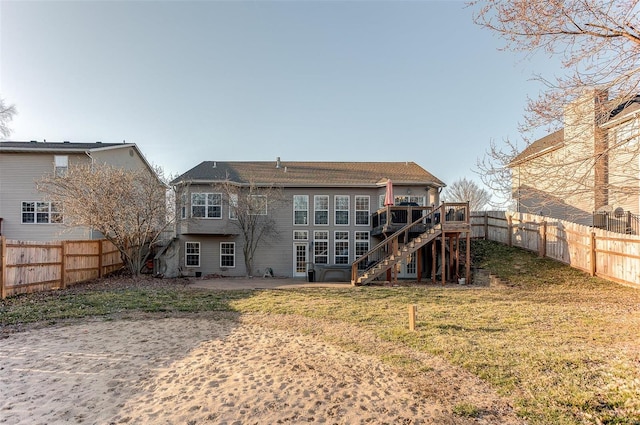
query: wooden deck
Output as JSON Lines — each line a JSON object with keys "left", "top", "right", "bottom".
{"left": 354, "top": 203, "right": 472, "bottom": 286}
{"left": 371, "top": 203, "right": 470, "bottom": 236}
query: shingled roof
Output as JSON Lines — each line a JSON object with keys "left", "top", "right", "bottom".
{"left": 172, "top": 161, "right": 445, "bottom": 188}
{"left": 0, "top": 141, "right": 130, "bottom": 152}
{"left": 509, "top": 129, "right": 565, "bottom": 166}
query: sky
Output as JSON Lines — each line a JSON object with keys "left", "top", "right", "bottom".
{"left": 0, "top": 0, "right": 562, "bottom": 187}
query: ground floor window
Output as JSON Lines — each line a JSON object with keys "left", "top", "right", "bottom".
{"left": 220, "top": 242, "right": 235, "bottom": 268}
{"left": 314, "top": 231, "right": 328, "bottom": 264}
{"left": 334, "top": 231, "right": 349, "bottom": 264}
{"left": 355, "top": 231, "right": 370, "bottom": 269}
{"left": 185, "top": 242, "right": 200, "bottom": 267}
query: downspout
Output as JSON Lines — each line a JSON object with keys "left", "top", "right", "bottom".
{"left": 85, "top": 150, "right": 94, "bottom": 170}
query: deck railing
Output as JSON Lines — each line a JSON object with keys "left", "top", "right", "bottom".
{"left": 593, "top": 210, "right": 640, "bottom": 235}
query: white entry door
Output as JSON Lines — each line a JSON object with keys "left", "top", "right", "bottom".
{"left": 293, "top": 242, "right": 308, "bottom": 278}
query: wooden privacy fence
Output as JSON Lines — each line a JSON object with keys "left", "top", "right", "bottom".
{"left": 471, "top": 211, "right": 640, "bottom": 287}
{"left": 0, "top": 237, "right": 123, "bottom": 299}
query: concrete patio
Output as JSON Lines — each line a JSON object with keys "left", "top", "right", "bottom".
{"left": 187, "top": 276, "right": 353, "bottom": 290}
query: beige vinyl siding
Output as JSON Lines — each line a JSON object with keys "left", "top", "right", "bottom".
{"left": 89, "top": 146, "right": 149, "bottom": 171}
{"left": 607, "top": 120, "right": 640, "bottom": 214}
{"left": 513, "top": 138, "right": 596, "bottom": 222}
{"left": 0, "top": 152, "right": 92, "bottom": 240}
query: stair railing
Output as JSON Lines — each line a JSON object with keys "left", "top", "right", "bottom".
{"left": 351, "top": 205, "right": 443, "bottom": 284}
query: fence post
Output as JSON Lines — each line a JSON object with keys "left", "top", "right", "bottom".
{"left": 98, "top": 240, "right": 103, "bottom": 278}
{"left": 589, "top": 232, "right": 597, "bottom": 276}
{"left": 507, "top": 215, "right": 513, "bottom": 247}
{"left": 484, "top": 212, "right": 489, "bottom": 240}
{"left": 60, "top": 241, "right": 67, "bottom": 289}
{"left": 1, "top": 236, "right": 6, "bottom": 299}
{"left": 539, "top": 221, "right": 547, "bottom": 258}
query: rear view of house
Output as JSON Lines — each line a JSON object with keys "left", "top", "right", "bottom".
{"left": 171, "top": 160, "right": 447, "bottom": 280}
{"left": 0, "top": 141, "right": 158, "bottom": 241}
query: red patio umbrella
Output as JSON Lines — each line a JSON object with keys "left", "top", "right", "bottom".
{"left": 384, "top": 179, "right": 394, "bottom": 206}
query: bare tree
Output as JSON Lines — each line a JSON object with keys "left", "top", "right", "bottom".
{"left": 37, "top": 163, "right": 169, "bottom": 276}
{"left": 0, "top": 97, "right": 17, "bottom": 138}
{"left": 442, "top": 177, "right": 492, "bottom": 211}
{"left": 216, "top": 180, "right": 287, "bottom": 277}
{"left": 471, "top": 1, "right": 640, "bottom": 215}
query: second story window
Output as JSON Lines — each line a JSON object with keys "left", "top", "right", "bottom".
{"left": 54, "top": 155, "right": 68, "bottom": 177}
{"left": 53, "top": 155, "right": 69, "bottom": 177}
{"left": 335, "top": 195, "right": 349, "bottom": 225}
{"left": 229, "top": 194, "right": 238, "bottom": 220}
{"left": 314, "top": 195, "right": 329, "bottom": 225}
{"left": 249, "top": 195, "right": 267, "bottom": 215}
{"left": 355, "top": 195, "right": 370, "bottom": 226}
{"left": 180, "top": 193, "right": 187, "bottom": 219}
{"left": 293, "top": 195, "right": 308, "bottom": 225}
{"left": 191, "top": 193, "right": 221, "bottom": 218}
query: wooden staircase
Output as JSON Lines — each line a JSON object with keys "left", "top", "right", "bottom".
{"left": 351, "top": 208, "right": 442, "bottom": 286}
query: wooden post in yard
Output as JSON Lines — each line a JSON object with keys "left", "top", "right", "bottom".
{"left": 507, "top": 215, "right": 513, "bottom": 247}
{"left": 1, "top": 236, "right": 6, "bottom": 299}
{"left": 408, "top": 305, "right": 417, "bottom": 331}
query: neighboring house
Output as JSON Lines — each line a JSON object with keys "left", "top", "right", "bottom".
{"left": 0, "top": 140, "right": 159, "bottom": 241}
{"left": 510, "top": 89, "right": 640, "bottom": 226}
{"left": 170, "top": 160, "right": 446, "bottom": 279}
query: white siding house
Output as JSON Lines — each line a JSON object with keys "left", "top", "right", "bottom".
{"left": 0, "top": 141, "right": 158, "bottom": 241}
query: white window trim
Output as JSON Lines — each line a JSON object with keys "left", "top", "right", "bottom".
{"left": 293, "top": 195, "right": 309, "bottom": 226}
{"left": 314, "top": 195, "right": 329, "bottom": 226}
{"left": 334, "top": 231, "right": 349, "bottom": 265}
{"left": 21, "top": 201, "right": 63, "bottom": 224}
{"left": 355, "top": 231, "right": 370, "bottom": 270}
{"left": 293, "top": 230, "right": 309, "bottom": 240}
{"left": 191, "top": 192, "right": 222, "bottom": 219}
{"left": 220, "top": 242, "right": 236, "bottom": 268}
{"left": 54, "top": 155, "right": 68, "bottom": 177}
{"left": 229, "top": 193, "right": 238, "bottom": 220}
{"left": 313, "top": 230, "right": 329, "bottom": 264}
{"left": 355, "top": 231, "right": 370, "bottom": 255}
{"left": 334, "top": 195, "right": 350, "bottom": 226}
{"left": 355, "top": 195, "right": 370, "bottom": 226}
{"left": 185, "top": 242, "right": 201, "bottom": 268}
{"left": 180, "top": 193, "right": 187, "bottom": 220}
